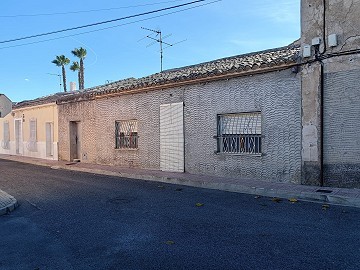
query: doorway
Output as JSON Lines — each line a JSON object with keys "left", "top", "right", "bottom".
{"left": 14, "top": 119, "right": 22, "bottom": 154}
{"left": 160, "top": 102, "right": 184, "bottom": 172}
{"left": 69, "top": 121, "right": 81, "bottom": 161}
{"left": 45, "top": 122, "right": 54, "bottom": 157}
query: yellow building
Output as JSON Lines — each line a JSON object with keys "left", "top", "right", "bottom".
{"left": 0, "top": 95, "right": 60, "bottom": 160}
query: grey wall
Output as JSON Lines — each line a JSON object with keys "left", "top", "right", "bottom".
{"left": 58, "top": 68, "right": 302, "bottom": 183}
{"left": 324, "top": 68, "right": 360, "bottom": 187}
{"left": 0, "top": 95, "right": 12, "bottom": 118}
{"left": 183, "top": 70, "right": 301, "bottom": 183}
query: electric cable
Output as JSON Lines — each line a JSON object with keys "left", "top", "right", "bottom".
{"left": 0, "top": 0, "right": 206, "bottom": 44}
{"left": 0, "top": 0, "right": 186, "bottom": 18}
{"left": 0, "top": 0, "right": 221, "bottom": 50}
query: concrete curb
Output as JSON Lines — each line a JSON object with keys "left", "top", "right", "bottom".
{"left": 2, "top": 155, "right": 359, "bottom": 209}
{"left": 51, "top": 165, "right": 360, "bottom": 208}
{"left": 0, "top": 189, "right": 18, "bottom": 216}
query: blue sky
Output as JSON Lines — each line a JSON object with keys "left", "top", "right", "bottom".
{"left": 0, "top": 0, "right": 300, "bottom": 102}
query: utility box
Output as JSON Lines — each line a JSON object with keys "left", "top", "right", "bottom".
{"left": 311, "top": 37, "right": 321, "bottom": 46}
{"left": 303, "top": 45, "right": 311, "bottom": 57}
{"left": 328, "top": 34, "right": 338, "bottom": 47}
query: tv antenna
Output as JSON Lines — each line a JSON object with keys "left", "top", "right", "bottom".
{"left": 140, "top": 27, "right": 186, "bottom": 72}
{"left": 47, "top": 73, "right": 62, "bottom": 91}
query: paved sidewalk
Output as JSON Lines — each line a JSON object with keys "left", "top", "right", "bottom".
{"left": 1, "top": 154, "right": 360, "bottom": 208}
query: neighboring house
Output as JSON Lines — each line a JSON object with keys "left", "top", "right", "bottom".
{"left": 0, "top": 94, "right": 12, "bottom": 119}
{"left": 0, "top": 93, "right": 68, "bottom": 160}
{"left": 57, "top": 45, "right": 302, "bottom": 183}
{"left": 300, "top": 0, "right": 360, "bottom": 187}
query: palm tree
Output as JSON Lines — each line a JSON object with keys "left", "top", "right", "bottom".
{"left": 71, "top": 47, "right": 87, "bottom": 89}
{"left": 70, "top": 61, "right": 80, "bottom": 90}
{"left": 52, "top": 55, "right": 70, "bottom": 92}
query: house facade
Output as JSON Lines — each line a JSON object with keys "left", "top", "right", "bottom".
{"left": 1, "top": 1, "right": 358, "bottom": 187}
{"left": 57, "top": 46, "right": 303, "bottom": 183}
{"left": 300, "top": 0, "right": 360, "bottom": 187}
{"left": 0, "top": 96, "right": 60, "bottom": 160}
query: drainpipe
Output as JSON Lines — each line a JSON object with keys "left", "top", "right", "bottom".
{"left": 317, "top": 0, "right": 327, "bottom": 187}
{"left": 319, "top": 59, "right": 324, "bottom": 187}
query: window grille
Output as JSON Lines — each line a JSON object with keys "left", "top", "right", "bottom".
{"left": 115, "top": 120, "right": 138, "bottom": 149}
{"left": 1, "top": 122, "right": 10, "bottom": 149}
{"left": 27, "top": 118, "right": 37, "bottom": 152}
{"left": 217, "top": 112, "right": 261, "bottom": 155}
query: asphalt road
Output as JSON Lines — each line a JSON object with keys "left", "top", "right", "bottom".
{"left": 0, "top": 159, "right": 359, "bottom": 270}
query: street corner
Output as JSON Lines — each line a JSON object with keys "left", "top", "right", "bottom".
{"left": 0, "top": 189, "right": 18, "bottom": 216}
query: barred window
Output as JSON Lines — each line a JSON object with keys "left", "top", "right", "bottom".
{"left": 27, "top": 118, "right": 37, "bottom": 152}
{"left": 115, "top": 120, "right": 138, "bottom": 149}
{"left": 1, "top": 122, "right": 10, "bottom": 149}
{"left": 217, "top": 112, "right": 261, "bottom": 155}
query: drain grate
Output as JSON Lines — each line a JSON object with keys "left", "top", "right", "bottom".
{"left": 316, "top": 189, "right": 332, "bottom": 193}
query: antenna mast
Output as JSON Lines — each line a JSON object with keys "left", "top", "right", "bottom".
{"left": 141, "top": 27, "right": 175, "bottom": 72}
{"left": 47, "top": 73, "right": 62, "bottom": 91}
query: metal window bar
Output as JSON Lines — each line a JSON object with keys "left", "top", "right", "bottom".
{"left": 115, "top": 120, "right": 138, "bottom": 149}
{"left": 217, "top": 113, "right": 261, "bottom": 154}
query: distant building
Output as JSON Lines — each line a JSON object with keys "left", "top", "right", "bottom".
{"left": 0, "top": 94, "right": 12, "bottom": 118}
{"left": 0, "top": 93, "right": 72, "bottom": 160}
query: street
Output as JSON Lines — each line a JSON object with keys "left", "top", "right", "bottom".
{"left": 0, "top": 159, "right": 359, "bottom": 270}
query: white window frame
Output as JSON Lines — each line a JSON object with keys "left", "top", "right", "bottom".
{"left": 217, "top": 112, "right": 262, "bottom": 155}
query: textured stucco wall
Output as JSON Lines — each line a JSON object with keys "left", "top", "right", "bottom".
{"left": 58, "top": 100, "right": 96, "bottom": 162}
{"left": 58, "top": 69, "right": 302, "bottom": 183}
{"left": 301, "top": 0, "right": 360, "bottom": 187}
{"left": 301, "top": 0, "right": 360, "bottom": 53}
{"left": 183, "top": 70, "right": 301, "bottom": 183}
{"left": 323, "top": 59, "right": 360, "bottom": 187}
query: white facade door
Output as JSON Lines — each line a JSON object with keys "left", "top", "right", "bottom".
{"left": 14, "top": 119, "right": 22, "bottom": 154}
{"left": 45, "top": 122, "right": 54, "bottom": 157}
{"left": 160, "top": 102, "right": 184, "bottom": 172}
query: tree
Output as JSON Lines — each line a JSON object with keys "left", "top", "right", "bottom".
{"left": 71, "top": 47, "right": 87, "bottom": 90}
{"left": 70, "top": 61, "right": 80, "bottom": 90}
{"left": 52, "top": 55, "right": 70, "bottom": 92}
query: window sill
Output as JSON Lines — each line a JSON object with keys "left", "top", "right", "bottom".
{"left": 115, "top": 148, "right": 139, "bottom": 151}
{"left": 215, "top": 152, "right": 262, "bottom": 157}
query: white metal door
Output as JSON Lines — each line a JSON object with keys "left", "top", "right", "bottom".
{"left": 46, "top": 122, "right": 54, "bottom": 157}
{"left": 14, "top": 119, "right": 22, "bottom": 154}
{"left": 160, "top": 102, "right": 184, "bottom": 172}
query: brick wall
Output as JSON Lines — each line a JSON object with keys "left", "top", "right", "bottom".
{"left": 58, "top": 68, "right": 302, "bottom": 183}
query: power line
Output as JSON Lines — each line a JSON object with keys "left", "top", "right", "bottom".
{"left": 0, "top": 0, "right": 221, "bottom": 50}
{"left": 0, "top": 0, "right": 206, "bottom": 44}
{"left": 0, "top": 0, "right": 186, "bottom": 18}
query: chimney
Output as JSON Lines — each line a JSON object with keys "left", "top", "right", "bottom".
{"left": 70, "top": 82, "right": 77, "bottom": 91}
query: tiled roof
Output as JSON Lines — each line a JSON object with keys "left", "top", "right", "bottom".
{"left": 14, "top": 44, "right": 300, "bottom": 107}
{"left": 69, "top": 45, "right": 300, "bottom": 101}
{"left": 12, "top": 92, "right": 73, "bottom": 109}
